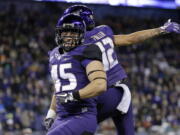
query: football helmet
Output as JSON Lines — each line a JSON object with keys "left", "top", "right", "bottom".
{"left": 63, "top": 5, "right": 95, "bottom": 31}
{"left": 55, "top": 14, "right": 86, "bottom": 52}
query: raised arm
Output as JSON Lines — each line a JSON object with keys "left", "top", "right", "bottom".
{"left": 114, "top": 19, "right": 180, "bottom": 46}
{"left": 114, "top": 28, "right": 162, "bottom": 46}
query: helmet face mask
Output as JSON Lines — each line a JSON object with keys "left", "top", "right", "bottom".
{"left": 56, "top": 29, "right": 82, "bottom": 52}
{"left": 63, "top": 5, "right": 95, "bottom": 31}
{"left": 55, "top": 14, "right": 86, "bottom": 52}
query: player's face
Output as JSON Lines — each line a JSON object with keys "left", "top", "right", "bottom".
{"left": 61, "top": 31, "right": 79, "bottom": 48}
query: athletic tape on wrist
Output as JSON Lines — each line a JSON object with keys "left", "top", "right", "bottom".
{"left": 46, "top": 109, "right": 56, "bottom": 119}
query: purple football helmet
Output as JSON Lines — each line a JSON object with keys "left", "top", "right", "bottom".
{"left": 63, "top": 5, "right": 95, "bottom": 31}
{"left": 55, "top": 14, "right": 86, "bottom": 52}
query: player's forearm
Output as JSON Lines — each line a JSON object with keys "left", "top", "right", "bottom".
{"left": 50, "top": 94, "right": 56, "bottom": 111}
{"left": 78, "top": 79, "right": 107, "bottom": 99}
{"left": 114, "top": 28, "right": 163, "bottom": 46}
{"left": 46, "top": 94, "right": 56, "bottom": 119}
{"left": 127, "top": 28, "right": 163, "bottom": 44}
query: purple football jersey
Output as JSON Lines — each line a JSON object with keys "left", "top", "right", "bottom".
{"left": 48, "top": 44, "right": 102, "bottom": 117}
{"left": 84, "top": 25, "right": 127, "bottom": 87}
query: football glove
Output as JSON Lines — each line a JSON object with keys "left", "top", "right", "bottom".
{"left": 57, "top": 92, "right": 78, "bottom": 104}
{"left": 44, "top": 118, "right": 54, "bottom": 131}
{"left": 160, "top": 19, "right": 180, "bottom": 34}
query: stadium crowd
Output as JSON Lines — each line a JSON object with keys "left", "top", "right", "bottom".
{"left": 0, "top": 2, "right": 179, "bottom": 135}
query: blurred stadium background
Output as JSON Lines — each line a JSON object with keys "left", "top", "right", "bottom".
{"left": 0, "top": 0, "right": 180, "bottom": 135}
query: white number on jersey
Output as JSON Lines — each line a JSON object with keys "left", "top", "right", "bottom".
{"left": 96, "top": 37, "right": 118, "bottom": 71}
{"left": 51, "top": 63, "right": 77, "bottom": 93}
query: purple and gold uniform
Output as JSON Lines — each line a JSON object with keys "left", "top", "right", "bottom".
{"left": 47, "top": 44, "right": 102, "bottom": 135}
{"left": 84, "top": 25, "right": 134, "bottom": 135}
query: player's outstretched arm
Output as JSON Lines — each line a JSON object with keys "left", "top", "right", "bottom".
{"left": 114, "top": 28, "right": 162, "bottom": 46}
{"left": 114, "top": 19, "right": 180, "bottom": 46}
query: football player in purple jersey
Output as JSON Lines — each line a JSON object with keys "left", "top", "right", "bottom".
{"left": 45, "top": 5, "right": 180, "bottom": 135}
{"left": 46, "top": 13, "right": 108, "bottom": 135}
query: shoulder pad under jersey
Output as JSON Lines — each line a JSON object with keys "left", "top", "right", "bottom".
{"left": 48, "top": 46, "right": 64, "bottom": 63}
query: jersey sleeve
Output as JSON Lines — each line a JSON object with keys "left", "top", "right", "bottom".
{"left": 81, "top": 45, "right": 102, "bottom": 68}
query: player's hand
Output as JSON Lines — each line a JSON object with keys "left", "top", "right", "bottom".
{"left": 160, "top": 19, "right": 180, "bottom": 34}
{"left": 44, "top": 118, "right": 54, "bottom": 131}
{"left": 57, "top": 92, "right": 78, "bottom": 104}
